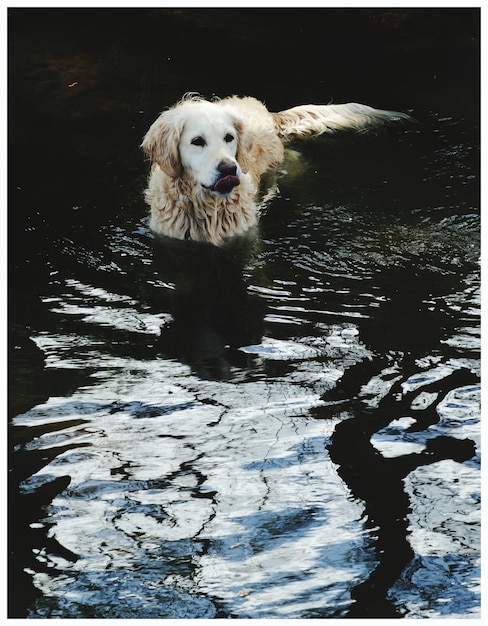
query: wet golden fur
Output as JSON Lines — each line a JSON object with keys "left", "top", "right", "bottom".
{"left": 142, "top": 94, "right": 410, "bottom": 245}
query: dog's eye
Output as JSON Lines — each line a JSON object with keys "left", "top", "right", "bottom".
{"left": 191, "top": 136, "right": 206, "bottom": 147}
{"left": 224, "top": 133, "right": 235, "bottom": 143}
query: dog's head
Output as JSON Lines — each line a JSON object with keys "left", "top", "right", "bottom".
{"left": 142, "top": 98, "right": 252, "bottom": 195}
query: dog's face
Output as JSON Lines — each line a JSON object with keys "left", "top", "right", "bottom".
{"left": 179, "top": 104, "right": 242, "bottom": 194}
{"left": 142, "top": 100, "right": 248, "bottom": 195}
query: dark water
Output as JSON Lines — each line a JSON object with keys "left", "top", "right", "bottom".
{"left": 8, "top": 8, "right": 480, "bottom": 619}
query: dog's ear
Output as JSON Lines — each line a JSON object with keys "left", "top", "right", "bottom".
{"left": 233, "top": 117, "right": 254, "bottom": 175}
{"left": 141, "top": 110, "right": 182, "bottom": 178}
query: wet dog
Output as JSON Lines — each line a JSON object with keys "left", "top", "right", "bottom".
{"left": 142, "top": 94, "right": 411, "bottom": 245}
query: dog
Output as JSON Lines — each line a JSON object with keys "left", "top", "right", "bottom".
{"left": 142, "top": 94, "right": 411, "bottom": 245}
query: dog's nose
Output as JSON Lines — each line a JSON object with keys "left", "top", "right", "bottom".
{"left": 218, "top": 161, "right": 237, "bottom": 177}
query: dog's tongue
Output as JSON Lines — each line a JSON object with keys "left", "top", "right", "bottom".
{"left": 213, "top": 175, "right": 240, "bottom": 194}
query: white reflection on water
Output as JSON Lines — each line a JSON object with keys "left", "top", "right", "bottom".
{"left": 15, "top": 335, "right": 371, "bottom": 618}
{"left": 12, "top": 274, "right": 381, "bottom": 617}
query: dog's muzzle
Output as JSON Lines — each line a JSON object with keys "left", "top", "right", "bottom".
{"left": 206, "top": 160, "right": 240, "bottom": 195}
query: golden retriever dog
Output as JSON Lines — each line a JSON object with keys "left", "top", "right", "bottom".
{"left": 142, "top": 94, "right": 411, "bottom": 245}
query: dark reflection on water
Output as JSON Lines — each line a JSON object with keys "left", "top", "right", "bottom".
{"left": 153, "top": 234, "right": 266, "bottom": 380}
{"left": 8, "top": 7, "right": 480, "bottom": 620}
{"left": 325, "top": 364, "right": 477, "bottom": 617}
